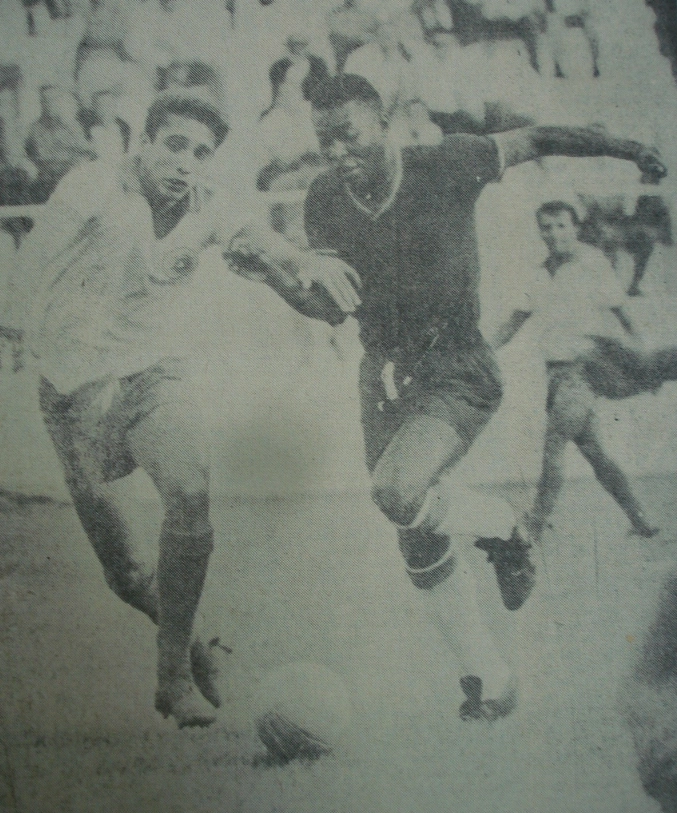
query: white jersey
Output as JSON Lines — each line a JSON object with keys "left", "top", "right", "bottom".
{"left": 522, "top": 244, "right": 626, "bottom": 361}
{"left": 17, "top": 157, "right": 250, "bottom": 393}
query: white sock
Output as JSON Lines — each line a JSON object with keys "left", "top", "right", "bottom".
{"left": 430, "top": 473, "right": 515, "bottom": 539}
{"left": 414, "top": 548, "right": 512, "bottom": 699}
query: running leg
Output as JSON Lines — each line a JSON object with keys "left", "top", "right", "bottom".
{"left": 527, "top": 420, "right": 569, "bottom": 544}
{"left": 39, "top": 379, "right": 159, "bottom": 621}
{"left": 575, "top": 414, "right": 658, "bottom": 537}
{"left": 129, "top": 403, "right": 217, "bottom": 728}
{"left": 371, "top": 414, "right": 524, "bottom": 716}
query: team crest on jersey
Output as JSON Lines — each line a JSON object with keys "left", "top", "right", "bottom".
{"left": 151, "top": 248, "right": 198, "bottom": 284}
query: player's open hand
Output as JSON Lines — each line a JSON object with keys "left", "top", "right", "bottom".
{"left": 0, "top": 326, "right": 25, "bottom": 373}
{"left": 636, "top": 147, "right": 667, "bottom": 184}
{"left": 299, "top": 254, "right": 362, "bottom": 314}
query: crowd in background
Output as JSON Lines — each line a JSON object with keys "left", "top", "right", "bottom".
{"left": 1, "top": 0, "right": 677, "bottom": 348}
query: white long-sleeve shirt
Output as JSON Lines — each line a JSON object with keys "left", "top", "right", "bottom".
{"left": 522, "top": 244, "right": 626, "bottom": 361}
{"left": 15, "top": 157, "right": 253, "bottom": 393}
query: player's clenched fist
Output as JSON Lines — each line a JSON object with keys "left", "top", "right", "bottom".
{"left": 635, "top": 146, "right": 667, "bottom": 183}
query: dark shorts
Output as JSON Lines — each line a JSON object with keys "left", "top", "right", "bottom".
{"left": 39, "top": 358, "right": 199, "bottom": 484}
{"left": 581, "top": 341, "right": 661, "bottom": 400}
{"left": 359, "top": 344, "right": 502, "bottom": 473}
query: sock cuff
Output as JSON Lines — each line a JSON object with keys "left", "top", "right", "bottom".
{"left": 406, "top": 545, "right": 456, "bottom": 590}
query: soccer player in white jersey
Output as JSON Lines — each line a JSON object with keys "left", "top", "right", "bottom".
{"left": 493, "top": 201, "right": 659, "bottom": 544}
{"left": 13, "top": 93, "right": 361, "bottom": 728}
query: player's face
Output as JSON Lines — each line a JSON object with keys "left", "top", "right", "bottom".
{"left": 312, "top": 100, "right": 388, "bottom": 191}
{"left": 538, "top": 211, "right": 580, "bottom": 257}
{"left": 139, "top": 113, "right": 217, "bottom": 202}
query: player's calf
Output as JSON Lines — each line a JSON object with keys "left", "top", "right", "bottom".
{"left": 155, "top": 519, "right": 215, "bottom": 726}
{"left": 103, "top": 563, "right": 159, "bottom": 623}
{"left": 401, "top": 530, "right": 518, "bottom": 721}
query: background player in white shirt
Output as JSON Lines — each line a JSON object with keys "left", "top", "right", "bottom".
{"left": 493, "top": 200, "right": 659, "bottom": 544}
{"left": 13, "top": 92, "right": 361, "bottom": 729}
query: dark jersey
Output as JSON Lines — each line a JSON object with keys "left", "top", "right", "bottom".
{"left": 304, "top": 134, "right": 502, "bottom": 357}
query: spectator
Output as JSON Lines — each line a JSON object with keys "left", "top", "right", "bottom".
{"left": 388, "top": 98, "right": 443, "bottom": 146}
{"left": 415, "top": 29, "right": 541, "bottom": 136}
{"left": 87, "top": 88, "right": 131, "bottom": 158}
{"left": 626, "top": 196, "right": 674, "bottom": 295}
{"left": 256, "top": 39, "right": 330, "bottom": 245}
{"left": 544, "top": 0, "right": 600, "bottom": 78}
{"left": 159, "top": 60, "right": 226, "bottom": 110}
{"left": 344, "top": 20, "right": 418, "bottom": 117}
{"left": 326, "top": 0, "right": 381, "bottom": 72}
{"left": 262, "top": 34, "right": 330, "bottom": 116}
{"left": 0, "top": 66, "right": 35, "bottom": 180}
{"left": 411, "top": 30, "right": 484, "bottom": 129}
{"left": 256, "top": 35, "right": 330, "bottom": 193}
{"left": 440, "top": 0, "right": 546, "bottom": 72}
{"left": 413, "top": 0, "right": 454, "bottom": 34}
{"left": 75, "top": 0, "right": 132, "bottom": 75}
{"left": 25, "top": 85, "right": 95, "bottom": 201}
{"left": 22, "top": 0, "right": 73, "bottom": 37}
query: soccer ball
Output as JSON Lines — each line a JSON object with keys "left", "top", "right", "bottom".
{"left": 253, "top": 661, "right": 352, "bottom": 764}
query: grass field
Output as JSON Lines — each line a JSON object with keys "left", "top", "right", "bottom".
{"left": 1, "top": 472, "right": 676, "bottom": 813}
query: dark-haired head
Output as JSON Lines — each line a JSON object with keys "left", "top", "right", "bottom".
{"left": 139, "top": 94, "right": 228, "bottom": 203}
{"left": 536, "top": 200, "right": 580, "bottom": 227}
{"left": 308, "top": 74, "right": 383, "bottom": 114}
{"left": 309, "top": 76, "right": 389, "bottom": 196}
{"left": 536, "top": 201, "right": 582, "bottom": 257}
{"left": 260, "top": 56, "right": 330, "bottom": 119}
{"left": 145, "top": 94, "right": 228, "bottom": 148}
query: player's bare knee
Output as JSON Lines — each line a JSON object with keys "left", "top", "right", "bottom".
{"left": 371, "top": 480, "right": 424, "bottom": 527}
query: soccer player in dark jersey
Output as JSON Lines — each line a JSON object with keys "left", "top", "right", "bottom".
{"left": 293, "top": 74, "right": 666, "bottom": 721}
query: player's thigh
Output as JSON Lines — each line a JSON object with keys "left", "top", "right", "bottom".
{"left": 127, "top": 399, "right": 210, "bottom": 509}
{"left": 358, "top": 353, "right": 406, "bottom": 473}
{"left": 370, "top": 414, "right": 468, "bottom": 526}
{"left": 547, "top": 371, "right": 595, "bottom": 439}
{"left": 573, "top": 408, "right": 607, "bottom": 459}
{"left": 371, "top": 390, "right": 497, "bottom": 524}
{"left": 38, "top": 377, "right": 111, "bottom": 493}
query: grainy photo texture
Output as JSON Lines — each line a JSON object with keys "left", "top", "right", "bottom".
{"left": 1, "top": 1, "right": 677, "bottom": 811}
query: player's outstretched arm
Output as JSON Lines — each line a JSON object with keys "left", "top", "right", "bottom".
{"left": 494, "top": 126, "right": 667, "bottom": 182}
{"left": 224, "top": 224, "right": 361, "bottom": 325}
